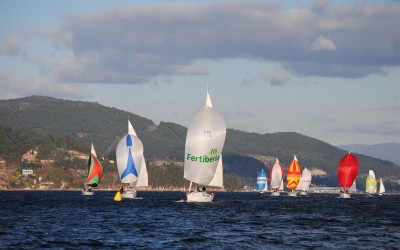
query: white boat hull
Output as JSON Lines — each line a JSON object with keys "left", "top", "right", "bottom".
{"left": 287, "top": 191, "right": 297, "bottom": 197}
{"left": 82, "top": 190, "right": 94, "bottom": 196}
{"left": 121, "top": 189, "right": 137, "bottom": 199}
{"left": 340, "top": 192, "right": 351, "bottom": 199}
{"left": 271, "top": 191, "right": 280, "bottom": 196}
{"left": 186, "top": 191, "right": 214, "bottom": 202}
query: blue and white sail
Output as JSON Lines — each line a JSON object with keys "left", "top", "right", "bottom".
{"left": 257, "top": 169, "right": 268, "bottom": 192}
{"left": 116, "top": 120, "right": 145, "bottom": 186}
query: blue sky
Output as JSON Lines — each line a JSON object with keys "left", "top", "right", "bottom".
{"left": 0, "top": 0, "right": 399, "bottom": 146}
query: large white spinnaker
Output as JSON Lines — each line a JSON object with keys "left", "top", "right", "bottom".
{"left": 184, "top": 92, "right": 226, "bottom": 186}
{"left": 116, "top": 121, "right": 144, "bottom": 186}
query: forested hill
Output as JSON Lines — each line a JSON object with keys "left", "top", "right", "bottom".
{"left": 1, "top": 96, "right": 399, "bottom": 189}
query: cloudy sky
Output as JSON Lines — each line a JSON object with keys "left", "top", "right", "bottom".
{"left": 1, "top": 0, "right": 399, "bottom": 146}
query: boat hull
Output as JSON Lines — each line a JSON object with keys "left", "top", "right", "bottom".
{"left": 271, "top": 191, "right": 280, "bottom": 196}
{"left": 82, "top": 190, "right": 94, "bottom": 196}
{"left": 186, "top": 191, "right": 214, "bottom": 202}
{"left": 340, "top": 192, "right": 351, "bottom": 199}
{"left": 287, "top": 191, "right": 297, "bottom": 197}
{"left": 121, "top": 189, "right": 137, "bottom": 199}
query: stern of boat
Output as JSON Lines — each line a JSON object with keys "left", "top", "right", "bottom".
{"left": 186, "top": 191, "right": 214, "bottom": 202}
{"left": 121, "top": 189, "right": 137, "bottom": 199}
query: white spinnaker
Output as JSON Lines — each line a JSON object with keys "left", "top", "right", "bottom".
{"left": 184, "top": 93, "right": 226, "bottom": 186}
{"left": 116, "top": 133, "right": 143, "bottom": 185}
{"left": 270, "top": 159, "right": 283, "bottom": 190}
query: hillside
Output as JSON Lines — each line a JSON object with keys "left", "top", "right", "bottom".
{"left": 1, "top": 96, "right": 399, "bottom": 191}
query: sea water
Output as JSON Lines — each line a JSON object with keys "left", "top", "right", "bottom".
{"left": 0, "top": 191, "right": 399, "bottom": 249}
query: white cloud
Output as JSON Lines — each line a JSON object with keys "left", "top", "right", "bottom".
{"left": 4, "top": 1, "right": 400, "bottom": 87}
{"left": 310, "top": 35, "right": 336, "bottom": 51}
{"left": 264, "top": 67, "right": 290, "bottom": 86}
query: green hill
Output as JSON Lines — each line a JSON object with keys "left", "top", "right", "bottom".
{"left": 0, "top": 96, "right": 399, "bottom": 191}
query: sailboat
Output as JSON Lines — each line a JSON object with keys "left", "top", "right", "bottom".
{"left": 270, "top": 159, "right": 284, "bottom": 196}
{"left": 378, "top": 177, "right": 385, "bottom": 196}
{"left": 184, "top": 91, "right": 226, "bottom": 202}
{"left": 257, "top": 169, "right": 268, "bottom": 194}
{"left": 82, "top": 143, "right": 103, "bottom": 195}
{"left": 296, "top": 167, "right": 312, "bottom": 195}
{"left": 365, "top": 170, "right": 378, "bottom": 196}
{"left": 116, "top": 120, "right": 148, "bottom": 199}
{"left": 286, "top": 155, "right": 302, "bottom": 197}
{"left": 338, "top": 152, "right": 359, "bottom": 198}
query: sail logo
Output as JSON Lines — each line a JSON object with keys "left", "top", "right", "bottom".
{"left": 186, "top": 148, "right": 220, "bottom": 163}
{"left": 203, "top": 130, "right": 213, "bottom": 138}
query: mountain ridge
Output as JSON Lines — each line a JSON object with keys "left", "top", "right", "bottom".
{"left": 1, "top": 96, "right": 399, "bottom": 191}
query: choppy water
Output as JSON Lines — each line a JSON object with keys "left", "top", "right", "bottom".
{"left": 0, "top": 191, "right": 399, "bottom": 249}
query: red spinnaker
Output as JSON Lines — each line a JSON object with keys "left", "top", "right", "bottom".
{"left": 338, "top": 152, "right": 359, "bottom": 188}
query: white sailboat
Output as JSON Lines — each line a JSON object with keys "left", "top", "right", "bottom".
{"left": 379, "top": 177, "right": 385, "bottom": 196}
{"left": 270, "top": 159, "right": 284, "bottom": 196}
{"left": 296, "top": 167, "right": 312, "bottom": 195}
{"left": 184, "top": 91, "right": 226, "bottom": 202}
{"left": 116, "top": 120, "right": 148, "bottom": 199}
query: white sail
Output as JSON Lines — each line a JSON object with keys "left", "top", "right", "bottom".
{"left": 262, "top": 174, "right": 269, "bottom": 192}
{"left": 116, "top": 120, "right": 144, "bottom": 185}
{"left": 379, "top": 178, "right": 385, "bottom": 194}
{"left": 296, "top": 167, "right": 312, "bottom": 191}
{"left": 184, "top": 92, "right": 226, "bottom": 186}
{"left": 128, "top": 120, "right": 136, "bottom": 136}
{"left": 136, "top": 157, "right": 148, "bottom": 187}
{"left": 90, "top": 143, "right": 97, "bottom": 158}
{"left": 349, "top": 179, "right": 357, "bottom": 193}
{"left": 207, "top": 156, "right": 224, "bottom": 187}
